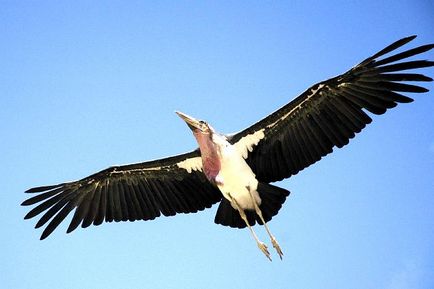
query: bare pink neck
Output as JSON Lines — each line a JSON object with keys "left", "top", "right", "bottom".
{"left": 194, "top": 132, "right": 220, "bottom": 182}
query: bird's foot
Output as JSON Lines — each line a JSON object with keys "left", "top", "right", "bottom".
{"left": 271, "top": 237, "right": 283, "bottom": 260}
{"left": 257, "top": 241, "right": 272, "bottom": 261}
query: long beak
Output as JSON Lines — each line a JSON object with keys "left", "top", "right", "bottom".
{"left": 175, "top": 111, "right": 202, "bottom": 131}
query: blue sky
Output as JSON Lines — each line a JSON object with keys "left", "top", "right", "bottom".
{"left": 1, "top": 1, "right": 433, "bottom": 288}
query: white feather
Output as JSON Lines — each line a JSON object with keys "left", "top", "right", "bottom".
{"left": 214, "top": 134, "right": 260, "bottom": 210}
{"left": 176, "top": 156, "right": 202, "bottom": 173}
{"left": 233, "top": 129, "right": 265, "bottom": 159}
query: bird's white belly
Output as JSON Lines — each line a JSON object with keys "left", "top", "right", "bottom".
{"left": 215, "top": 144, "right": 260, "bottom": 210}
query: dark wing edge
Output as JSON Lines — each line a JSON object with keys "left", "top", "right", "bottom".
{"left": 230, "top": 35, "right": 434, "bottom": 183}
{"left": 22, "top": 150, "right": 221, "bottom": 240}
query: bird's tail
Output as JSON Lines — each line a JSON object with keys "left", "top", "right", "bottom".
{"left": 214, "top": 183, "right": 290, "bottom": 228}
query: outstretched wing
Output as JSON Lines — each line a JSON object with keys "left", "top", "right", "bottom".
{"left": 22, "top": 150, "right": 221, "bottom": 240}
{"left": 230, "top": 35, "right": 434, "bottom": 183}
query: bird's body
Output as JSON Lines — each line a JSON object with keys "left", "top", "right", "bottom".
{"left": 190, "top": 126, "right": 283, "bottom": 258}
{"left": 197, "top": 128, "right": 260, "bottom": 210}
{"left": 178, "top": 115, "right": 264, "bottom": 211}
{"left": 216, "top": 140, "right": 260, "bottom": 210}
{"left": 22, "top": 36, "right": 434, "bottom": 261}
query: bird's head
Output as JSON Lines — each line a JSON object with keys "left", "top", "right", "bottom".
{"left": 176, "top": 111, "right": 214, "bottom": 136}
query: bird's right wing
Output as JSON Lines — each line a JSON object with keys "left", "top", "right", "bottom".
{"left": 229, "top": 35, "right": 433, "bottom": 183}
{"left": 22, "top": 150, "right": 222, "bottom": 240}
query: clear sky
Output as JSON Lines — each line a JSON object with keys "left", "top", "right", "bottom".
{"left": 1, "top": 1, "right": 433, "bottom": 289}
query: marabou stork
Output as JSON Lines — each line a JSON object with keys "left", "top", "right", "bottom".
{"left": 23, "top": 36, "right": 433, "bottom": 261}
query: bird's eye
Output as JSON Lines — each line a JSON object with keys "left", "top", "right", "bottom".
{"left": 199, "top": 121, "right": 207, "bottom": 128}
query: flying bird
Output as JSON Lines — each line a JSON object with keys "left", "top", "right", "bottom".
{"left": 22, "top": 36, "right": 433, "bottom": 261}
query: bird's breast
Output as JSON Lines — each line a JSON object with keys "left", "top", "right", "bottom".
{"left": 215, "top": 144, "right": 260, "bottom": 210}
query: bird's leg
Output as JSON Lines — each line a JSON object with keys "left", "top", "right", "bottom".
{"left": 247, "top": 186, "right": 284, "bottom": 260}
{"left": 227, "top": 193, "right": 271, "bottom": 261}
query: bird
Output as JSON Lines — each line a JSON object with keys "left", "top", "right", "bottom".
{"left": 22, "top": 35, "right": 433, "bottom": 261}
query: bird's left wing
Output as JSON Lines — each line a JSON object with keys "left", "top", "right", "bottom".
{"left": 229, "top": 35, "right": 433, "bottom": 183}
{"left": 22, "top": 150, "right": 221, "bottom": 240}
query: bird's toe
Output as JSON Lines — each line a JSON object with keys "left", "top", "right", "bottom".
{"left": 271, "top": 237, "right": 283, "bottom": 260}
{"left": 257, "top": 241, "right": 272, "bottom": 261}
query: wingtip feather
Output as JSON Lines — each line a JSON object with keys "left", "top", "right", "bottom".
{"left": 40, "top": 231, "right": 49, "bottom": 240}
{"left": 25, "top": 184, "right": 60, "bottom": 193}
{"left": 21, "top": 200, "right": 31, "bottom": 206}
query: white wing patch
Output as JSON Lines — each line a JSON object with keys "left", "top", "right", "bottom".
{"left": 176, "top": 156, "right": 203, "bottom": 173}
{"left": 234, "top": 129, "right": 265, "bottom": 159}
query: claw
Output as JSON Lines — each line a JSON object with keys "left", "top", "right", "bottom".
{"left": 271, "top": 237, "right": 283, "bottom": 260}
{"left": 257, "top": 241, "right": 272, "bottom": 261}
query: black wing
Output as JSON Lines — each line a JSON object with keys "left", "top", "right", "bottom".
{"left": 22, "top": 150, "right": 221, "bottom": 240}
{"left": 230, "top": 35, "right": 434, "bottom": 183}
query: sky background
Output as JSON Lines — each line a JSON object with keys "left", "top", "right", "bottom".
{"left": 1, "top": 1, "right": 433, "bottom": 289}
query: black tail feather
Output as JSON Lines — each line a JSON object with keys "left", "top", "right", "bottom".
{"left": 214, "top": 183, "right": 290, "bottom": 228}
